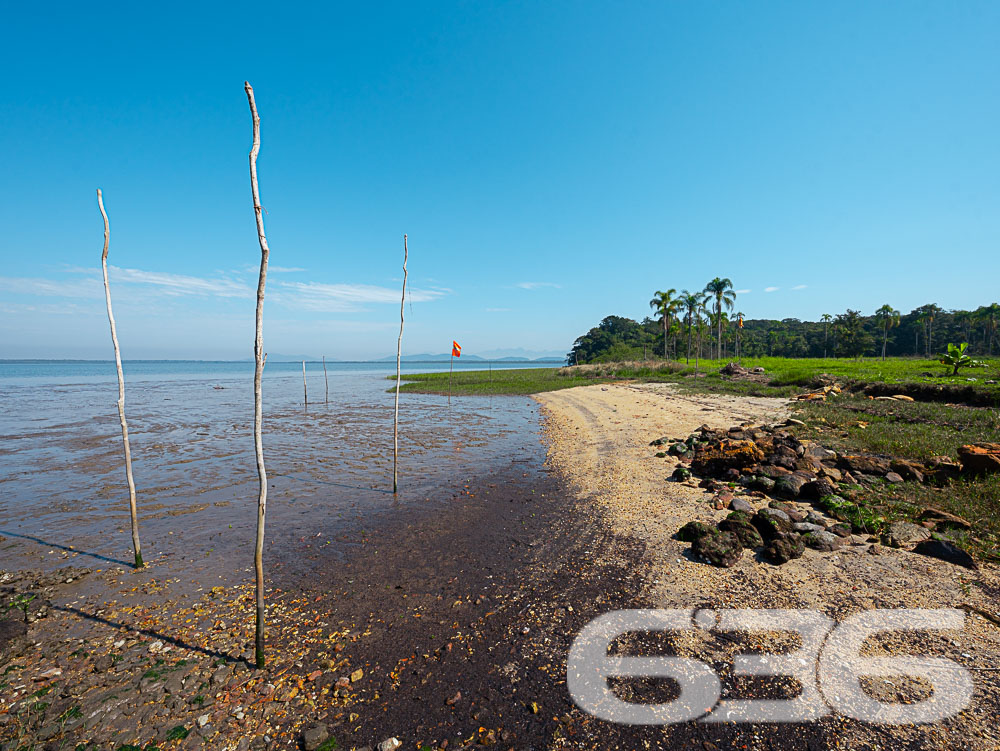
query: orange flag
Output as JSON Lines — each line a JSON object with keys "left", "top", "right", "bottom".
{"left": 452, "top": 341, "right": 462, "bottom": 358}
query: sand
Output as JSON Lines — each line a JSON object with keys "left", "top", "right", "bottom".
{"left": 536, "top": 382, "right": 1000, "bottom": 749}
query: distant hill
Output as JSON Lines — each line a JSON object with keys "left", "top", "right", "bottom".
{"left": 374, "top": 353, "right": 564, "bottom": 363}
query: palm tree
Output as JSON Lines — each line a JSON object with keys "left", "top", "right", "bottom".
{"left": 925, "top": 304, "right": 942, "bottom": 357}
{"left": 982, "top": 303, "right": 1000, "bottom": 356}
{"left": 734, "top": 312, "right": 744, "bottom": 360}
{"left": 649, "top": 289, "right": 679, "bottom": 359}
{"left": 820, "top": 314, "right": 832, "bottom": 358}
{"left": 694, "top": 298, "right": 709, "bottom": 373}
{"left": 704, "top": 277, "right": 736, "bottom": 359}
{"left": 874, "top": 304, "right": 900, "bottom": 360}
{"left": 679, "top": 290, "right": 704, "bottom": 364}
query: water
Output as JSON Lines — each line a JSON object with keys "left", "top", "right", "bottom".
{"left": 0, "top": 360, "right": 550, "bottom": 573}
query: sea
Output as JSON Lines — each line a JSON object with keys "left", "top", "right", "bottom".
{"left": 0, "top": 360, "right": 551, "bottom": 573}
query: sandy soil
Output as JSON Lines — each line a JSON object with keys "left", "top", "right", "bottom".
{"left": 536, "top": 382, "right": 1000, "bottom": 750}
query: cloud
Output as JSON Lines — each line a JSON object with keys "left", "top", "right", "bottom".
{"left": 276, "top": 281, "right": 448, "bottom": 312}
{"left": 734, "top": 289, "right": 751, "bottom": 295}
{"left": 791, "top": 284, "right": 808, "bottom": 290}
{"left": 0, "top": 275, "right": 102, "bottom": 299}
{"left": 109, "top": 267, "right": 252, "bottom": 298}
{"left": 268, "top": 266, "right": 307, "bottom": 273}
{"left": 516, "top": 282, "right": 561, "bottom": 290}
{"left": 764, "top": 286, "right": 780, "bottom": 293}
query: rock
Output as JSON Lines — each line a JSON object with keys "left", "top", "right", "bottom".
{"left": 793, "top": 522, "right": 825, "bottom": 534}
{"left": 839, "top": 454, "right": 891, "bottom": 475}
{"left": 891, "top": 460, "right": 926, "bottom": 483}
{"left": 762, "top": 534, "right": 805, "bottom": 564}
{"left": 912, "top": 539, "right": 977, "bottom": 569}
{"left": 350, "top": 668, "right": 363, "bottom": 683}
{"left": 0, "top": 619, "right": 28, "bottom": 652}
{"left": 760, "top": 507, "right": 791, "bottom": 522}
{"left": 829, "top": 523, "right": 852, "bottom": 538}
{"left": 729, "top": 497, "right": 754, "bottom": 513}
{"left": 717, "top": 516, "right": 764, "bottom": 549}
{"left": 805, "top": 511, "right": 828, "bottom": 526}
{"left": 302, "top": 724, "right": 330, "bottom": 751}
{"left": 668, "top": 442, "right": 691, "bottom": 457}
{"left": 784, "top": 418, "right": 806, "bottom": 427}
{"left": 752, "top": 509, "right": 792, "bottom": 541}
{"left": 379, "top": 739, "right": 403, "bottom": 751}
{"left": 671, "top": 467, "right": 692, "bottom": 482}
{"left": 677, "top": 521, "right": 714, "bottom": 542}
{"left": 692, "top": 529, "right": 744, "bottom": 567}
{"left": 885, "top": 521, "right": 932, "bottom": 548}
{"left": 752, "top": 476, "right": 777, "bottom": 492}
{"left": 884, "top": 472, "right": 904, "bottom": 484}
{"left": 958, "top": 443, "right": 1000, "bottom": 474}
{"left": 802, "top": 530, "right": 843, "bottom": 552}
{"left": 802, "top": 477, "right": 837, "bottom": 501}
{"left": 918, "top": 508, "right": 972, "bottom": 532}
{"left": 819, "top": 466, "right": 843, "bottom": 482}
{"left": 774, "top": 474, "right": 810, "bottom": 499}
{"left": 691, "top": 439, "right": 766, "bottom": 476}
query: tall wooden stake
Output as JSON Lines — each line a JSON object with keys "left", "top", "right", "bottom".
{"left": 246, "top": 81, "right": 270, "bottom": 670}
{"left": 322, "top": 356, "right": 328, "bottom": 404}
{"left": 302, "top": 360, "right": 307, "bottom": 406}
{"left": 98, "top": 189, "right": 144, "bottom": 569}
{"left": 393, "top": 234, "right": 408, "bottom": 494}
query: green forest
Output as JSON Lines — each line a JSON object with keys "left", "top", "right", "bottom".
{"left": 569, "top": 279, "right": 1000, "bottom": 364}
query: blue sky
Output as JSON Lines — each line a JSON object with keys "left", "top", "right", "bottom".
{"left": 1, "top": 1, "right": 998, "bottom": 359}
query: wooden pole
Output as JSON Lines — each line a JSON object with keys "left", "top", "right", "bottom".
{"left": 98, "top": 189, "right": 144, "bottom": 569}
{"left": 302, "top": 360, "right": 307, "bottom": 406}
{"left": 449, "top": 352, "right": 454, "bottom": 406}
{"left": 245, "top": 81, "right": 270, "bottom": 670}
{"left": 322, "top": 356, "right": 328, "bottom": 404}
{"left": 393, "top": 234, "right": 408, "bottom": 494}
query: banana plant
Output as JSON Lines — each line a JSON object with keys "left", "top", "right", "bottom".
{"left": 939, "top": 342, "right": 975, "bottom": 376}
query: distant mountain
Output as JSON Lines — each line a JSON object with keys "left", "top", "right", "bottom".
{"left": 373, "top": 353, "right": 487, "bottom": 362}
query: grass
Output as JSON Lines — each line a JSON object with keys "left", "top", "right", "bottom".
{"left": 788, "top": 394, "right": 1000, "bottom": 558}
{"left": 392, "top": 367, "right": 601, "bottom": 395}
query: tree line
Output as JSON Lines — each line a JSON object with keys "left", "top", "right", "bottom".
{"left": 569, "top": 279, "right": 1000, "bottom": 364}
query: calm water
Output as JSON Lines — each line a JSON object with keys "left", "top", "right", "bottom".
{"left": 0, "top": 360, "right": 551, "bottom": 572}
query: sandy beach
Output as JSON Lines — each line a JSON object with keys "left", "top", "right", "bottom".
{"left": 536, "top": 382, "right": 1000, "bottom": 750}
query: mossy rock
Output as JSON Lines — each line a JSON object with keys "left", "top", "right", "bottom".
{"left": 762, "top": 533, "right": 805, "bottom": 564}
{"left": 677, "top": 521, "right": 713, "bottom": 542}
{"left": 692, "top": 529, "right": 744, "bottom": 568}
{"left": 717, "top": 518, "right": 764, "bottom": 548}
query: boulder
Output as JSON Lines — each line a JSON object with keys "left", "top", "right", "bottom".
{"left": 793, "top": 522, "right": 826, "bottom": 534}
{"left": 774, "top": 473, "right": 811, "bottom": 499}
{"left": 891, "top": 460, "right": 926, "bottom": 484}
{"left": 802, "top": 530, "right": 843, "bottom": 552}
{"left": 829, "top": 523, "right": 852, "bottom": 538}
{"left": 884, "top": 472, "right": 904, "bottom": 484}
{"left": 752, "top": 509, "right": 793, "bottom": 541}
{"left": 917, "top": 508, "right": 972, "bottom": 532}
{"left": 802, "top": 477, "right": 837, "bottom": 501}
{"left": 677, "top": 521, "right": 713, "bottom": 542}
{"left": 692, "top": 530, "right": 744, "bottom": 568}
{"left": 762, "top": 534, "right": 805, "bottom": 564}
{"left": 672, "top": 467, "right": 692, "bottom": 482}
{"left": 729, "top": 497, "right": 754, "bottom": 513}
{"left": 839, "top": 454, "right": 892, "bottom": 475}
{"left": 885, "top": 521, "right": 931, "bottom": 548}
{"left": 717, "top": 517, "right": 764, "bottom": 549}
{"left": 911, "top": 539, "right": 977, "bottom": 570}
{"left": 691, "top": 439, "right": 766, "bottom": 476}
{"left": 958, "top": 443, "right": 1000, "bottom": 475}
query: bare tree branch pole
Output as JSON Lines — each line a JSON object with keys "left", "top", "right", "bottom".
{"left": 98, "top": 189, "right": 144, "bottom": 569}
{"left": 322, "top": 356, "right": 328, "bottom": 404}
{"left": 245, "top": 81, "right": 270, "bottom": 669}
{"left": 393, "top": 234, "right": 408, "bottom": 494}
{"left": 302, "top": 360, "right": 307, "bottom": 406}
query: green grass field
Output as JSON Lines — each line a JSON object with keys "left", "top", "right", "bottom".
{"left": 392, "top": 367, "right": 591, "bottom": 395}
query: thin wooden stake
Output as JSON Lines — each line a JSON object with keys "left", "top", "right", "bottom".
{"left": 246, "top": 81, "right": 270, "bottom": 670}
{"left": 393, "top": 234, "right": 408, "bottom": 494}
{"left": 323, "top": 356, "right": 328, "bottom": 404}
{"left": 302, "top": 360, "right": 307, "bottom": 406}
{"left": 448, "top": 352, "right": 454, "bottom": 406}
{"left": 98, "top": 189, "right": 144, "bottom": 569}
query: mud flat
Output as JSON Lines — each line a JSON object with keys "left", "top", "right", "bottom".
{"left": 536, "top": 382, "right": 1000, "bottom": 750}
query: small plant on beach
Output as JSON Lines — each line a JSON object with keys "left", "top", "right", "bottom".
{"left": 938, "top": 342, "right": 982, "bottom": 376}
{"left": 4, "top": 592, "right": 37, "bottom": 623}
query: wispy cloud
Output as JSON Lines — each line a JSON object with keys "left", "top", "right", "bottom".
{"left": 791, "top": 284, "right": 808, "bottom": 290}
{"left": 734, "top": 288, "right": 751, "bottom": 295}
{"left": 764, "top": 286, "right": 780, "bottom": 293}
{"left": 0, "top": 275, "right": 102, "bottom": 299}
{"left": 276, "top": 281, "right": 448, "bottom": 312}
{"left": 268, "top": 266, "right": 307, "bottom": 273}
{"left": 109, "top": 267, "right": 252, "bottom": 298}
{"left": 516, "top": 282, "right": 561, "bottom": 290}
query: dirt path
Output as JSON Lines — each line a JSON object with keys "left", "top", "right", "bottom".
{"left": 536, "top": 382, "right": 1000, "bottom": 750}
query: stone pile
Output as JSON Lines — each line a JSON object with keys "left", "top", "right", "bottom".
{"left": 652, "top": 420, "right": 978, "bottom": 569}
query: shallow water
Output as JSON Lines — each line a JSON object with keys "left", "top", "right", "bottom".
{"left": 0, "top": 361, "right": 545, "bottom": 574}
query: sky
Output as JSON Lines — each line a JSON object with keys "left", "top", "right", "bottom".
{"left": 1, "top": 1, "right": 998, "bottom": 360}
